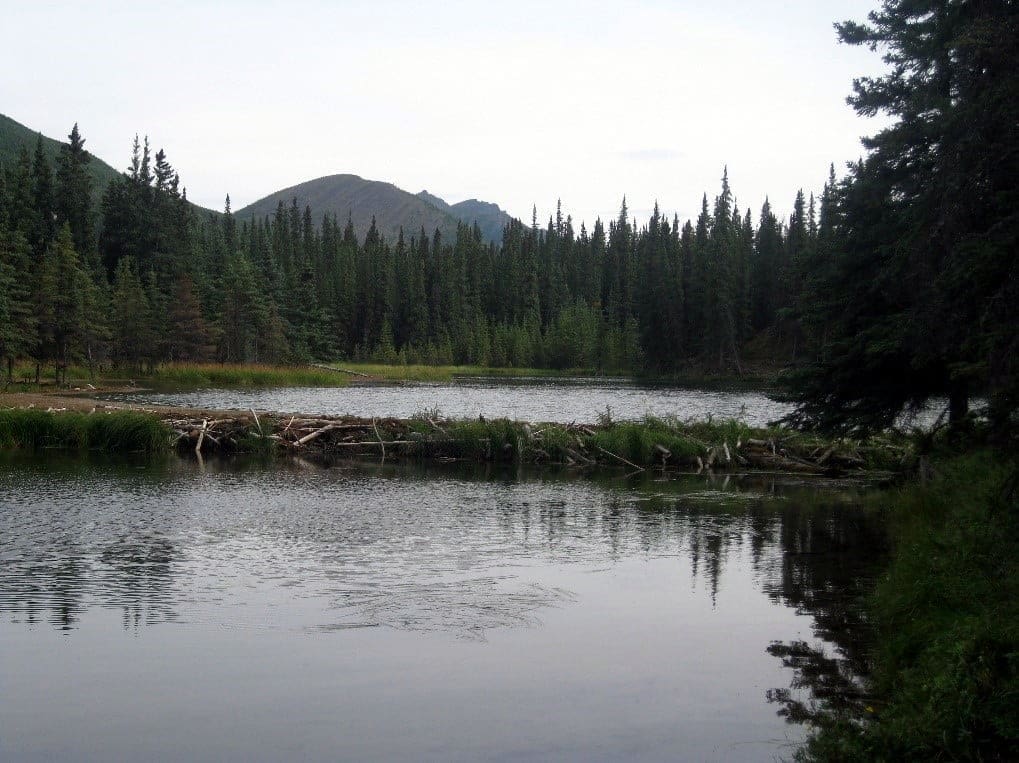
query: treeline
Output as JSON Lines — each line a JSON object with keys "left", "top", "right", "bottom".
{"left": 0, "top": 127, "right": 829, "bottom": 381}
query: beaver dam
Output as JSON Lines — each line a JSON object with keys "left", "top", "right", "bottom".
{"left": 0, "top": 404, "right": 914, "bottom": 476}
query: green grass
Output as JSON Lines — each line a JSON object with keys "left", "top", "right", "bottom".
{"left": 5, "top": 360, "right": 614, "bottom": 390}
{"left": 337, "top": 363, "right": 619, "bottom": 382}
{"left": 0, "top": 408, "right": 170, "bottom": 453}
{"left": 4, "top": 361, "right": 353, "bottom": 390}
{"left": 147, "top": 363, "right": 351, "bottom": 388}
{"left": 400, "top": 414, "right": 877, "bottom": 469}
{"left": 800, "top": 452, "right": 1019, "bottom": 761}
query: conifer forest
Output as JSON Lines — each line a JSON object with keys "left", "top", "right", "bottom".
{"left": 3, "top": 0, "right": 1016, "bottom": 439}
{"left": 0, "top": 127, "right": 833, "bottom": 378}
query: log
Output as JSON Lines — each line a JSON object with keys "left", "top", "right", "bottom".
{"left": 292, "top": 423, "right": 336, "bottom": 447}
{"left": 308, "top": 363, "right": 374, "bottom": 378}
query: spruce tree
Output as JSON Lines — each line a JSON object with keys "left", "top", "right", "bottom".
{"left": 0, "top": 228, "right": 37, "bottom": 381}
{"left": 788, "top": 0, "right": 1019, "bottom": 433}
{"left": 55, "top": 123, "right": 94, "bottom": 264}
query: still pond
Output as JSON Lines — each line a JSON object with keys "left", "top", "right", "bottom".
{"left": 1, "top": 452, "right": 885, "bottom": 761}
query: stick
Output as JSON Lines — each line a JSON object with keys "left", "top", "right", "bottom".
{"left": 563, "top": 447, "right": 595, "bottom": 465}
{"left": 595, "top": 445, "right": 645, "bottom": 471}
{"left": 250, "top": 409, "right": 262, "bottom": 437}
{"left": 372, "top": 417, "right": 385, "bottom": 460}
{"left": 195, "top": 419, "right": 207, "bottom": 454}
{"left": 327, "top": 440, "right": 417, "bottom": 448}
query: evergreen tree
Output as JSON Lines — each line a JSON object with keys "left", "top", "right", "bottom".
{"left": 0, "top": 228, "right": 37, "bottom": 381}
{"left": 42, "top": 226, "right": 88, "bottom": 384}
{"left": 111, "top": 257, "right": 152, "bottom": 371}
{"left": 788, "top": 0, "right": 1019, "bottom": 433}
{"left": 30, "top": 136, "right": 55, "bottom": 256}
{"left": 167, "top": 274, "right": 213, "bottom": 361}
{"left": 55, "top": 123, "right": 94, "bottom": 265}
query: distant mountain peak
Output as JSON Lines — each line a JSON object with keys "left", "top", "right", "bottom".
{"left": 416, "top": 190, "right": 451, "bottom": 213}
{"left": 237, "top": 176, "right": 514, "bottom": 244}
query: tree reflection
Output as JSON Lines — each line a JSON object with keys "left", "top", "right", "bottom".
{"left": 0, "top": 533, "right": 180, "bottom": 631}
{"left": 755, "top": 495, "right": 888, "bottom": 730}
{"left": 99, "top": 532, "right": 179, "bottom": 629}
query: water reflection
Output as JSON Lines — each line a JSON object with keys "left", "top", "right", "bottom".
{"left": 758, "top": 493, "right": 887, "bottom": 727}
{"left": 0, "top": 452, "right": 888, "bottom": 759}
{"left": 0, "top": 454, "right": 885, "bottom": 638}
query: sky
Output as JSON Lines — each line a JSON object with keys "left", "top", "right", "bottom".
{"left": 1, "top": 0, "right": 888, "bottom": 228}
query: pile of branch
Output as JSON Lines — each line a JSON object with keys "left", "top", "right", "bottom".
{"left": 162, "top": 409, "right": 907, "bottom": 477}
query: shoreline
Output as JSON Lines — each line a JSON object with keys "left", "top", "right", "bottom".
{"left": 0, "top": 390, "right": 909, "bottom": 478}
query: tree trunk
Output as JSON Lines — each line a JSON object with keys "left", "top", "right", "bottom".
{"left": 949, "top": 379, "right": 969, "bottom": 426}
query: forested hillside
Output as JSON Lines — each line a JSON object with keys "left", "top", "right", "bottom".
{"left": 1, "top": 113, "right": 122, "bottom": 199}
{"left": 0, "top": 121, "right": 830, "bottom": 382}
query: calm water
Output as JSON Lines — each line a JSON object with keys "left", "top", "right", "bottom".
{"left": 101, "top": 376, "right": 794, "bottom": 426}
{"left": 0, "top": 453, "right": 886, "bottom": 761}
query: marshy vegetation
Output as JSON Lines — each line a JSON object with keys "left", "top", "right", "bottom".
{"left": 798, "top": 452, "right": 1019, "bottom": 761}
{"left": 0, "top": 408, "right": 169, "bottom": 453}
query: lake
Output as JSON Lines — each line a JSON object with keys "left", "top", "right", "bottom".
{"left": 0, "top": 453, "right": 886, "bottom": 761}
{"left": 101, "top": 376, "right": 794, "bottom": 426}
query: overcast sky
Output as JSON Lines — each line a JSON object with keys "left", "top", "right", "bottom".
{"left": 2, "top": 0, "right": 887, "bottom": 228}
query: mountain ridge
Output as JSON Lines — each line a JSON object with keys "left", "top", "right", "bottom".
{"left": 237, "top": 174, "right": 513, "bottom": 245}
{"left": 3, "top": 112, "right": 513, "bottom": 244}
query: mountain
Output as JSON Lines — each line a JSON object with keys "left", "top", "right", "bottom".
{"left": 2, "top": 112, "right": 512, "bottom": 243}
{"left": 237, "top": 174, "right": 514, "bottom": 245}
{"left": 236, "top": 174, "right": 460, "bottom": 243}
{"left": 0, "top": 112, "right": 123, "bottom": 196}
{"left": 449, "top": 198, "right": 512, "bottom": 244}
{"left": 416, "top": 191, "right": 512, "bottom": 244}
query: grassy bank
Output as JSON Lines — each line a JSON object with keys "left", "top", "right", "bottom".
{"left": 801, "top": 452, "right": 1019, "bottom": 760}
{"left": 146, "top": 363, "right": 353, "bottom": 388}
{"left": 4, "top": 361, "right": 355, "bottom": 390}
{"left": 336, "top": 363, "right": 608, "bottom": 382}
{"left": 0, "top": 408, "right": 169, "bottom": 453}
{"left": 6, "top": 359, "right": 778, "bottom": 390}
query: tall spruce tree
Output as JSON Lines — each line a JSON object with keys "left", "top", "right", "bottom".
{"left": 787, "top": 0, "right": 1019, "bottom": 434}
{"left": 55, "top": 123, "right": 95, "bottom": 266}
